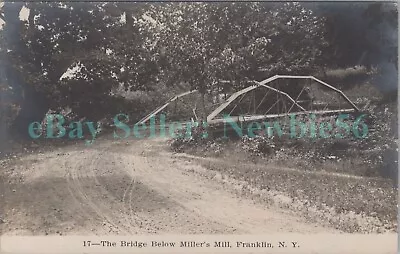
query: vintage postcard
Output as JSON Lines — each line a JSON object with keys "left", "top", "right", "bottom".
{"left": 0, "top": 1, "right": 397, "bottom": 254}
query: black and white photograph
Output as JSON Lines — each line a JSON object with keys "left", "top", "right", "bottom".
{"left": 0, "top": 1, "right": 398, "bottom": 253}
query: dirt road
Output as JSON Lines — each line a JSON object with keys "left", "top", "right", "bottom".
{"left": 0, "top": 137, "right": 338, "bottom": 235}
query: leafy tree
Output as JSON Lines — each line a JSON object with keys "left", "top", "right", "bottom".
{"left": 311, "top": 2, "right": 397, "bottom": 69}
{"left": 307, "top": 2, "right": 398, "bottom": 95}
{"left": 144, "top": 2, "right": 328, "bottom": 116}
{"left": 1, "top": 2, "right": 158, "bottom": 136}
{"left": 0, "top": 2, "right": 43, "bottom": 138}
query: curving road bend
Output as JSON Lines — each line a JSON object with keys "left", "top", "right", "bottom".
{"left": 0, "top": 137, "right": 337, "bottom": 236}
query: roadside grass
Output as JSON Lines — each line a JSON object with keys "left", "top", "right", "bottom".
{"left": 169, "top": 98, "right": 397, "bottom": 233}
{"left": 176, "top": 142, "right": 397, "bottom": 233}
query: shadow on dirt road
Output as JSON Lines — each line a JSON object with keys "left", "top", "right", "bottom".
{"left": 1, "top": 136, "right": 338, "bottom": 236}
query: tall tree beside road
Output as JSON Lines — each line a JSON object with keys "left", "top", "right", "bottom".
{"left": 145, "top": 2, "right": 328, "bottom": 115}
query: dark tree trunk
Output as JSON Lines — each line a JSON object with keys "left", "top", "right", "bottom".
{"left": 200, "top": 92, "right": 207, "bottom": 121}
{"left": 12, "top": 85, "right": 50, "bottom": 139}
{"left": 3, "top": 3, "right": 50, "bottom": 139}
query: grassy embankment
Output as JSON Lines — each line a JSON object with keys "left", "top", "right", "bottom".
{"left": 170, "top": 69, "right": 398, "bottom": 233}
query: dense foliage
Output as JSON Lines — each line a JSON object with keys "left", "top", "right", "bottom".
{"left": 0, "top": 2, "right": 397, "bottom": 137}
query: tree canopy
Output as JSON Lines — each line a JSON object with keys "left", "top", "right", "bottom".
{"left": 0, "top": 2, "right": 397, "bottom": 137}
